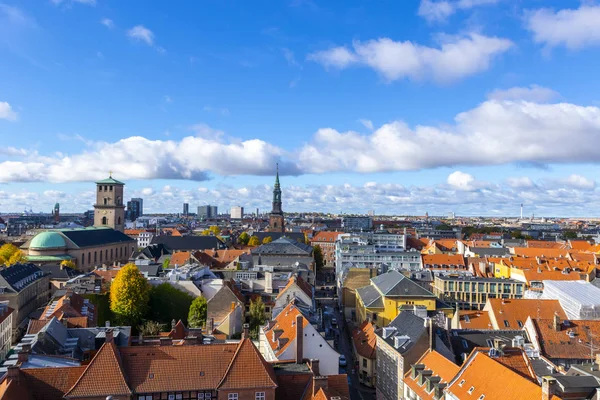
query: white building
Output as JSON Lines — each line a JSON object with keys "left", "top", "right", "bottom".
{"left": 230, "top": 206, "right": 244, "bottom": 220}
{"left": 0, "top": 302, "right": 13, "bottom": 362}
{"left": 138, "top": 232, "right": 153, "bottom": 248}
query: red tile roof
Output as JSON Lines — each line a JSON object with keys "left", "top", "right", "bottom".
{"left": 264, "top": 302, "right": 309, "bottom": 356}
{"left": 352, "top": 321, "right": 376, "bottom": 359}
{"left": 404, "top": 350, "right": 460, "bottom": 400}
{"left": 532, "top": 319, "right": 600, "bottom": 361}
{"left": 422, "top": 254, "right": 466, "bottom": 268}
{"left": 276, "top": 275, "right": 313, "bottom": 301}
{"left": 311, "top": 231, "right": 342, "bottom": 244}
{"left": 218, "top": 338, "right": 278, "bottom": 390}
{"left": 22, "top": 366, "right": 87, "bottom": 400}
{"left": 485, "top": 299, "right": 567, "bottom": 330}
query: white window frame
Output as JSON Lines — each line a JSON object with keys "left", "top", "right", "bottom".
{"left": 228, "top": 394, "right": 239, "bottom": 400}
{"left": 255, "top": 392, "right": 266, "bottom": 400}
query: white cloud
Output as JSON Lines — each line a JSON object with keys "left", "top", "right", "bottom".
{"left": 418, "top": 0, "right": 499, "bottom": 22}
{"left": 447, "top": 171, "right": 480, "bottom": 191}
{"left": 100, "top": 18, "right": 114, "bottom": 29}
{"left": 506, "top": 176, "right": 536, "bottom": 189}
{"left": 308, "top": 33, "right": 512, "bottom": 83}
{"left": 0, "top": 102, "right": 17, "bottom": 121}
{"left": 487, "top": 85, "right": 558, "bottom": 102}
{"left": 51, "top": 0, "right": 96, "bottom": 5}
{"left": 526, "top": 5, "right": 600, "bottom": 50}
{"left": 358, "top": 119, "right": 374, "bottom": 130}
{"left": 298, "top": 99, "right": 600, "bottom": 173}
{"left": 127, "top": 25, "right": 154, "bottom": 46}
{"left": 564, "top": 174, "right": 596, "bottom": 190}
{"left": 282, "top": 48, "right": 301, "bottom": 68}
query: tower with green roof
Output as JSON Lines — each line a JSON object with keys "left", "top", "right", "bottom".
{"left": 269, "top": 164, "right": 285, "bottom": 233}
{"left": 93, "top": 173, "right": 125, "bottom": 232}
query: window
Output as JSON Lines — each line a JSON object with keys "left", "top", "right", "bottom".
{"left": 503, "top": 320, "right": 510, "bottom": 328}
{"left": 103, "top": 198, "right": 108, "bottom": 205}
{"left": 102, "top": 216, "right": 107, "bottom": 225}
{"left": 517, "top": 320, "right": 523, "bottom": 328}
{"left": 138, "top": 396, "right": 152, "bottom": 400}
{"left": 363, "top": 358, "right": 367, "bottom": 368}
{"left": 478, "top": 395, "right": 485, "bottom": 400}
{"left": 255, "top": 392, "right": 266, "bottom": 400}
{"left": 228, "top": 394, "right": 238, "bottom": 400}
{"left": 468, "top": 386, "right": 475, "bottom": 394}
{"left": 168, "top": 395, "right": 175, "bottom": 400}
{"left": 109, "top": 185, "right": 113, "bottom": 191}
{"left": 458, "top": 379, "right": 465, "bottom": 387}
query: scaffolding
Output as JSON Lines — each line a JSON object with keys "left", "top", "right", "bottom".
{"left": 542, "top": 280, "right": 600, "bottom": 320}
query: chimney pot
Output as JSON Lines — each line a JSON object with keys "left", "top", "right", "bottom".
{"left": 6, "top": 366, "right": 19, "bottom": 382}
{"left": 312, "top": 375, "right": 328, "bottom": 397}
{"left": 243, "top": 323, "right": 250, "bottom": 339}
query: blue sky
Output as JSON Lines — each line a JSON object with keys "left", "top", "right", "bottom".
{"left": 2, "top": 0, "right": 600, "bottom": 216}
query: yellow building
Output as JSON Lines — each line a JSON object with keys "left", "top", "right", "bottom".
{"left": 355, "top": 270, "right": 439, "bottom": 327}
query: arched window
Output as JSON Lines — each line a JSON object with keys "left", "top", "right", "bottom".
{"left": 81, "top": 254, "right": 85, "bottom": 266}
{"left": 120, "top": 247, "right": 123, "bottom": 257}
{"left": 88, "top": 252, "right": 91, "bottom": 264}
{"left": 103, "top": 198, "right": 108, "bottom": 205}
{"left": 105, "top": 250, "right": 108, "bottom": 260}
{"left": 110, "top": 249, "right": 113, "bottom": 259}
{"left": 102, "top": 216, "right": 107, "bottom": 225}
{"left": 117, "top": 217, "right": 121, "bottom": 225}
{"left": 100, "top": 251, "right": 102, "bottom": 262}
{"left": 94, "top": 251, "right": 97, "bottom": 263}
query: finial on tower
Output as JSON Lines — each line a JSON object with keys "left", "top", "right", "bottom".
{"left": 109, "top": 170, "right": 113, "bottom": 178}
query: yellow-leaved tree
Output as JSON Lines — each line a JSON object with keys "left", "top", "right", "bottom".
{"left": 60, "top": 260, "right": 77, "bottom": 269}
{"left": 0, "top": 244, "right": 26, "bottom": 266}
{"left": 248, "top": 236, "right": 260, "bottom": 246}
{"left": 262, "top": 236, "right": 273, "bottom": 244}
{"left": 110, "top": 263, "right": 150, "bottom": 326}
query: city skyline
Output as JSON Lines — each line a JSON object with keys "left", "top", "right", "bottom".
{"left": 2, "top": 0, "right": 600, "bottom": 215}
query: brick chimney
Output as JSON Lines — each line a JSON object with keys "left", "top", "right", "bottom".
{"left": 17, "top": 343, "right": 31, "bottom": 363}
{"left": 6, "top": 366, "right": 19, "bottom": 383}
{"left": 295, "top": 313, "right": 303, "bottom": 364}
{"left": 206, "top": 318, "right": 214, "bottom": 335}
{"left": 242, "top": 323, "right": 250, "bottom": 339}
{"left": 542, "top": 376, "right": 557, "bottom": 400}
{"left": 309, "top": 359, "right": 320, "bottom": 376}
{"left": 312, "top": 376, "right": 328, "bottom": 397}
{"left": 105, "top": 328, "right": 114, "bottom": 344}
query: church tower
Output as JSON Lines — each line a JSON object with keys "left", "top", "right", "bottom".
{"left": 94, "top": 174, "right": 125, "bottom": 232}
{"left": 269, "top": 164, "right": 285, "bottom": 233}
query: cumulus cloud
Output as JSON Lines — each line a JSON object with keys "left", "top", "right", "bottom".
{"left": 0, "top": 135, "right": 297, "bottom": 183}
{"left": 447, "top": 171, "right": 476, "bottom": 191}
{"left": 418, "top": 0, "right": 499, "bottom": 22}
{"left": 487, "top": 85, "right": 558, "bottom": 102}
{"left": 298, "top": 99, "right": 600, "bottom": 173}
{"left": 506, "top": 176, "right": 536, "bottom": 189}
{"left": 0, "top": 102, "right": 18, "bottom": 121}
{"left": 358, "top": 119, "right": 374, "bottom": 130}
{"left": 526, "top": 5, "right": 600, "bottom": 50}
{"left": 100, "top": 18, "right": 114, "bottom": 29}
{"left": 307, "top": 33, "right": 512, "bottom": 83}
{"left": 127, "top": 25, "right": 154, "bottom": 46}
{"left": 564, "top": 174, "right": 596, "bottom": 190}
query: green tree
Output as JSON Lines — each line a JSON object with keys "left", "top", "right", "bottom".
{"left": 249, "top": 297, "right": 266, "bottom": 338}
{"left": 138, "top": 320, "right": 165, "bottom": 336}
{"left": 109, "top": 264, "right": 150, "bottom": 326}
{"left": 162, "top": 257, "right": 171, "bottom": 270}
{"left": 238, "top": 232, "right": 250, "bottom": 245}
{"left": 511, "top": 230, "right": 523, "bottom": 239}
{"left": 563, "top": 230, "right": 578, "bottom": 240}
{"left": 313, "top": 245, "right": 324, "bottom": 271}
{"left": 248, "top": 236, "right": 260, "bottom": 246}
{"left": 0, "top": 244, "right": 25, "bottom": 266}
{"left": 262, "top": 236, "right": 273, "bottom": 244}
{"left": 148, "top": 283, "right": 194, "bottom": 325}
{"left": 188, "top": 296, "right": 208, "bottom": 328}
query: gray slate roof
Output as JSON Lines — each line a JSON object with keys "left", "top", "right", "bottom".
{"left": 376, "top": 311, "right": 428, "bottom": 355}
{"left": 251, "top": 232, "right": 305, "bottom": 243}
{"left": 60, "top": 227, "right": 134, "bottom": 248}
{"left": 151, "top": 235, "right": 226, "bottom": 251}
{"left": 251, "top": 237, "right": 313, "bottom": 256}
{"left": 371, "top": 270, "right": 435, "bottom": 298}
{"left": 356, "top": 285, "right": 384, "bottom": 308}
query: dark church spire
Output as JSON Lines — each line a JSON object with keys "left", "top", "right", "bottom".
{"left": 271, "top": 163, "right": 282, "bottom": 215}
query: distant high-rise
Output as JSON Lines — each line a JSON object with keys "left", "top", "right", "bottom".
{"left": 126, "top": 197, "right": 143, "bottom": 221}
{"left": 183, "top": 203, "right": 189, "bottom": 216}
{"left": 198, "top": 205, "right": 218, "bottom": 220}
{"left": 231, "top": 206, "right": 244, "bottom": 220}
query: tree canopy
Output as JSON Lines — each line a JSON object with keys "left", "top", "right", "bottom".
{"left": 248, "top": 236, "right": 260, "bottom": 246}
{"left": 162, "top": 257, "right": 171, "bottom": 270}
{"left": 249, "top": 297, "right": 266, "bottom": 337}
{"left": 262, "top": 236, "right": 273, "bottom": 244}
{"left": 148, "top": 283, "right": 194, "bottom": 325}
{"left": 313, "top": 245, "right": 324, "bottom": 271}
{"left": 201, "top": 226, "right": 221, "bottom": 236}
{"left": 188, "top": 296, "right": 207, "bottom": 328}
{"left": 60, "top": 260, "right": 77, "bottom": 269}
{"left": 110, "top": 263, "right": 150, "bottom": 326}
{"left": 0, "top": 243, "right": 26, "bottom": 266}
{"left": 238, "top": 232, "right": 250, "bottom": 245}
{"left": 138, "top": 320, "right": 165, "bottom": 336}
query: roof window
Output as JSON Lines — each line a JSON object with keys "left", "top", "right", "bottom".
{"left": 458, "top": 379, "right": 465, "bottom": 387}
{"left": 468, "top": 386, "right": 475, "bottom": 394}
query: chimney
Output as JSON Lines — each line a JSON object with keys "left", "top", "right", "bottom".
{"left": 105, "top": 328, "right": 114, "bottom": 344}
{"left": 312, "top": 375, "right": 328, "bottom": 397}
{"left": 542, "top": 377, "right": 557, "bottom": 400}
{"left": 6, "top": 366, "right": 19, "bottom": 382}
{"left": 138, "top": 332, "right": 143, "bottom": 345}
{"left": 296, "top": 313, "right": 303, "bottom": 364}
{"left": 17, "top": 344, "right": 30, "bottom": 364}
{"left": 309, "top": 359, "right": 320, "bottom": 376}
{"left": 206, "top": 318, "right": 214, "bottom": 335}
{"left": 428, "top": 318, "right": 435, "bottom": 351}
{"left": 160, "top": 337, "right": 172, "bottom": 346}
{"left": 171, "top": 319, "right": 176, "bottom": 330}
{"left": 243, "top": 323, "right": 250, "bottom": 339}
{"left": 553, "top": 314, "right": 561, "bottom": 331}
{"left": 105, "top": 320, "right": 111, "bottom": 328}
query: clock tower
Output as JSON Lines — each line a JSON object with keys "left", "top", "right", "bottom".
{"left": 269, "top": 164, "right": 285, "bottom": 233}
{"left": 94, "top": 173, "right": 126, "bottom": 232}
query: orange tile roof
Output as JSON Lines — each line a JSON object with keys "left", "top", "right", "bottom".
{"left": 218, "top": 338, "right": 278, "bottom": 390}
{"left": 169, "top": 251, "right": 193, "bottom": 266}
{"left": 526, "top": 240, "right": 567, "bottom": 249}
{"left": 422, "top": 254, "right": 466, "bottom": 268}
{"left": 512, "top": 247, "right": 570, "bottom": 258}
{"left": 276, "top": 275, "right": 313, "bottom": 301}
{"left": 532, "top": 319, "right": 600, "bottom": 361}
{"left": 352, "top": 321, "right": 376, "bottom": 359}
{"left": 92, "top": 268, "right": 120, "bottom": 281}
{"left": 569, "top": 240, "right": 593, "bottom": 251}
{"left": 486, "top": 299, "right": 566, "bottom": 330}
{"left": 310, "top": 231, "right": 342, "bottom": 244}
{"left": 406, "top": 237, "right": 431, "bottom": 250}
{"left": 203, "top": 248, "right": 250, "bottom": 266}
{"left": 263, "top": 302, "right": 309, "bottom": 357}
{"left": 40, "top": 291, "right": 91, "bottom": 322}
{"left": 472, "top": 348, "right": 537, "bottom": 382}
{"left": 433, "top": 239, "right": 459, "bottom": 252}
{"left": 404, "top": 350, "right": 459, "bottom": 400}
{"left": 521, "top": 267, "right": 590, "bottom": 283}
{"left": 65, "top": 341, "right": 131, "bottom": 398}
{"left": 569, "top": 252, "right": 597, "bottom": 263}
{"left": 457, "top": 310, "right": 492, "bottom": 329}
{"left": 22, "top": 366, "right": 87, "bottom": 400}
{"left": 446, "top": 351, "right": 543, "bottom": 400}
{"left": 124, "top": 229, "right": 146, "bottom": 236}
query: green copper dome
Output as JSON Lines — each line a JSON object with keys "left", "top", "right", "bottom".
{"left": 30, "top": 231, "right": 67, "bottom": 249}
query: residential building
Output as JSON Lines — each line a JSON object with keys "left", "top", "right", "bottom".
{"left": 0, "top": 303, "right": 13, "bottom": 362}
{"left": 448, "top": 330, "right": 531, "bottom": 364}
{"left": 198, "top": 205, "right": 218, "bottom": 220}
{"left": 340, "top": 268, "right": 378, "bottom": 321}
{"left": 252, "top": 237, "right": 315, "bottom": 273}
{"left": 342, "top": 216, "right": 373, "bottom": 231}
{"left": 275, "top": 361, "right": 350, "bottom": 400}
{"left": 260, "top": 302, "right": 340, "bottom": 375}
{"left": 541, "top": 280, "right": 600, "bottom": 320}
{"left": 310, "top": 231, "right": 342, "bottom": 268}
{"left": 231, "top": 206, "right": 244, "bottom": 220}
{"left": 375, "top": 311, "right": 431, "bottom": 400}
{"left": 126, "top": 197, "right": 143, "bottom": 221}
{"left": 22, "top": 227, "right": 136, "bottom": 270}
{"left": 403, "top": 349, "right": 459, "bottom": 400}
{"left": 421, "top": 254, "right": 468, "bottom": 276}
{"left": 269, "top": 166, "right": 285, "bottom": 233}
{"left": 150, "top": 235, "right": 226, "bottom": 251}
{"left": 432, "top": 276, "right": 525, "bottom": 310}
{"left": 206, "top": 280, "right": 245, "bottom": 338}
{"left": 352, "top": 321, "right": 377, "bottom": 387}
{"left": 35, "top": 290, "right": 96, "bottom": 330}
{"left": 355, "top": 270, "right": 439, "bottom": 327}
{"left": 38, "top": 263, "right": 81, "bottom": 294}
{"left": 0, "top": 263, "right": 50, "bottom": 339}
{"left": 273, "top": 275, "right": 314, "bottom": 317}
{"left": 0, "top": 332, "right": 278, "bottom": 400}
{"left": 203, "top": 248, "right": 253, "bottom": 269}
{"left": 93, "top": 174, "right": 126, "bottom": 232}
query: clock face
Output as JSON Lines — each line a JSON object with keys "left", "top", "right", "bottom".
{"left": 103, "top": 211, "right": 107, "bottom": 215}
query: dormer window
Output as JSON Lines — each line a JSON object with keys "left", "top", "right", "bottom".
{"left": 468, "top": 386, "right": 475, "bottom": 394}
